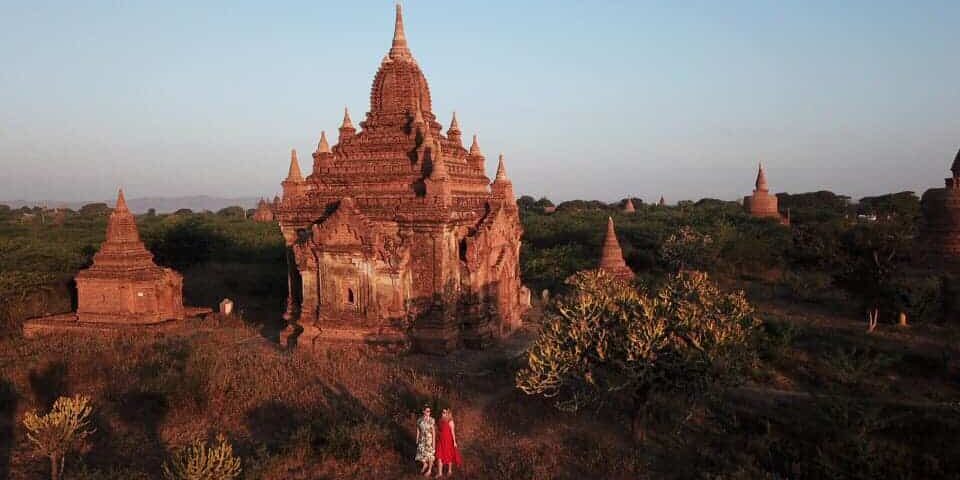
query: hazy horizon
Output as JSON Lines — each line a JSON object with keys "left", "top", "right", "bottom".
{"left": 2, "top": 1, "right": 958, "bottom": 203}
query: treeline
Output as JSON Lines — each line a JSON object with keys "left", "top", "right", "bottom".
{"left": 518, "top": 189, "right": 950, "bottom": 325}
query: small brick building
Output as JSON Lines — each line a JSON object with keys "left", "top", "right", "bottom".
{"left": 744, "top": 163, "right": 789, "bottom": 225}
{"left": 75, "top": 189, "right": 185, "bottom": 324}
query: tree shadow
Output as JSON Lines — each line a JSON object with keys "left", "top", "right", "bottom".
{"left": 242, "top": 380, "right": 415, "bottom": 466}
{"left": 28, "top": 360, "right": 68, "bottom": 410}
{"left": 117, "top": 390, "right": 169, "bottom": 470}
{"left": 0, "top": 379, "right": 17, "bottom": 480}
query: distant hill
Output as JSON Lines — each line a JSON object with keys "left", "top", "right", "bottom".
{"left": 0, "top": 195, "right": 262, "bottom": 214}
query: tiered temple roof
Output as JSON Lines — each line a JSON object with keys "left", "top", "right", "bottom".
{"left": 77, "top": 190, "right": 169, "bottom": 282}
{"left": 275, "top": 4, "right": 526, "bottom": 353}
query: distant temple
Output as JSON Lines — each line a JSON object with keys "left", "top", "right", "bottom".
{"left": 598, "top": 217, "right": 634, "bottom": 281}
{"left": 623, "top": 198, "right": 636, "bottom": 213}
{"left": 252, "top": 198, "right": 275, "bottom": 222}
{"left": 276, "top": 5, "right": 527, "bottom": 353}
{"left": 921, "top": 148, "right": 960, "bottom": 258}
{"left": 25, "top": 190, "right": 208, "bottom": 337}
{"left": 658, "top": 196, "right": 666, "bottom": 207}
{"left": 744, "top": 163, "right": 789, "bottom": 225}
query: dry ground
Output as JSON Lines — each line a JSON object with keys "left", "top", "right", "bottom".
{"left": 1, "top": 296, "right": 959, "bottom": 479}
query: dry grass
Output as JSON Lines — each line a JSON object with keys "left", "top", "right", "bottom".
{"left": 1, "top": 298, "right": 959, "bottom": 479}
{"left": 0, "top": 315, "right": 643, "bottom": 479}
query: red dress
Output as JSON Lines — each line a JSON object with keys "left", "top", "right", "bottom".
{"left": 435, "top": 418, "right": 462, "bottom": 465}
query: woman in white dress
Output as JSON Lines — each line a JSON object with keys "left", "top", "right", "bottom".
{"left": 414, "top": 405, "right": 436, "bottom": 476}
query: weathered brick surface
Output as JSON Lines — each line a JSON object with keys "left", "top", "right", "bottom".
{"left": 275, "top": 5, "right": 526, "bottom": 354}
{"left": 921, "top": 149, "right": 960, "bottom": 258}
{"left": 75, "top": 189, "right": 185, "bottom": 324}
{"left": 744, "top": 163, "right": 789, "bottom": 225}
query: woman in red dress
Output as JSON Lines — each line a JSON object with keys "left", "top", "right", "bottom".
{"left": 434, "top": 408, "right": 462, "bottom": 477}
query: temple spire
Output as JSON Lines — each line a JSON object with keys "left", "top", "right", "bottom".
{"left": 755, "top": 162, "right": 768, "bottom": 191}
{"left": 469, "top": 134, "right": 483, "bottom": 156}
{"left": 317, "top": 131, "right": 331, "bottom": 154}
{"left": 389, "top": 3, "right": 412, "bottom": 60}
{"left": 599, "top": 217, "right": 634, "bottom": 280}
{"left": 448, "top": 111, "right": 460, "bottom": 133}
{"left": 104, "top": 187, "right": 142, "bottom": 244}
{"left": 447, "top": 111, "right": 462, "bottom": 144}
{"left": 115, "top": 188, "right": 129, "bottom": 212}
{"left": 952, "top": 147, "right": 960, "bottom": 177}
{"left": 341, "top": 107, "right": 354, "bottom": 130}
{"left": 287, "top": 149, "right": 304, "bottom": 181}
{"left": 495, "top": 154, "right": 509, "bottom": 182}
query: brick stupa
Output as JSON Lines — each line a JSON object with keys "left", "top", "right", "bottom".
{"left": 598, "top": 217, "right": 634, "bottom": 281}
{"left": 744, "top": 163, "right": 789, "bottom": 225}
{"left": 921, "top": 148, "right": 960, "bottom": 259}
{"left": 276, "top": 5, "right": 528, "bottom": 353}
{"left": 24, "top": 190, "right": 208, "bottom": 337}
{"left": 623, "top": 198, "right": 636, "bottom": 213}
{"left": 252, "top": 198, "right": 275, "bottom": 222}
{"left": 75, "top": 189, "right": 185, "bottom": 324}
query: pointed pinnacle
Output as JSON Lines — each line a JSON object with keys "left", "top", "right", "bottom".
{"left": 448, "top": 111, "right": 460, "bottom": 133}
{"left": 755, "top": 162, "right": 768, "bottom": 191}
{"left": 115, "top": 188, "right": 129, "bottom": 211}
{"left": 341, "top": 107, "right": 354, "bottom": 130}
{"left": 952, "top": 147, "right": 960, "bottom": 176}
{"left": 287, "top": 149, "right": 303, "bottom": 181}
{"left": 495, "top": 153, "right": 509, "bottom": 181}
{"left": 469, "top": 134, "right": 483, "bottom": 156}
{"left": 389, "top": 3, "right": 411, "bottom": 59}
{"left": 318, "top": 131, "right": 331, "bottom": 154}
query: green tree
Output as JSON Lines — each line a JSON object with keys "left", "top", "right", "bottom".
{"left": 517, "top": 270, "right": 758, "bottom": 440}
{"left": 78, "top": 203, "right": 110, "bottom": 217}
{"left": 661, "top": 226, "right": 717, "bottom": 271}
{"left": 216, "top": 206, "right": 245, "bottom": 218}
{"left": 857, "top": 191, "right": 920, "bottom": 221}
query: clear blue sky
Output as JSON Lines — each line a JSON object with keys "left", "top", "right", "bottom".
{"left": 1, "top": 1, "right": 958, "bottom": 203}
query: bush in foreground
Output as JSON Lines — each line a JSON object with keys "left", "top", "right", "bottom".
{"left": 23, "top": 394, "right": 95, "bottom": 480}
{"left": 163, "top": 434, "right": 241, "bottom": 480}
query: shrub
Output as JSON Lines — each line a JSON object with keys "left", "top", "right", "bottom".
{"left": 516, "top": 269, "right": 758, "bottom": 440}
{"left": 661, "top": 226, "right": 717, "bottom": 271}
{"left": 23, "top": 394, "right": 95, "bottom": 480}
{"left": 162, "top": 434, "right": 241, "bottom": 480}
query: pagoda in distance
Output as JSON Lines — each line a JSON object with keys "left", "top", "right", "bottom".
{"left": 275, "top": 4, "right": 529, "bottom": 354}
{"left": 744, "top": 163, "right": 790, "bottom": 225}
{"left": 597, "top": 217, "right": 635, "bottom": 281}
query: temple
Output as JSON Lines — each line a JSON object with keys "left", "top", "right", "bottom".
{"left": 76, "top": 189, "right": 185, "bottom": 323}
{"left": 252, "top": 198, "right": 275, "bottom": 222}
{"left": 276, "top": 5, "right": 527, "bottom": 353}
{"left": 744, "top": 163, "right": 789, "bottom": 225}
{"left": 920, "top": 148, "right": 960, "bottom": 259}
{"left": 598, "top": 217, "right": 634, "bottom": 281}
{"left": 24, "top": 190, "right": 208, "bottom": 337}
{"left": 623, "top": 199, "right": 636, "bottom": 213}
